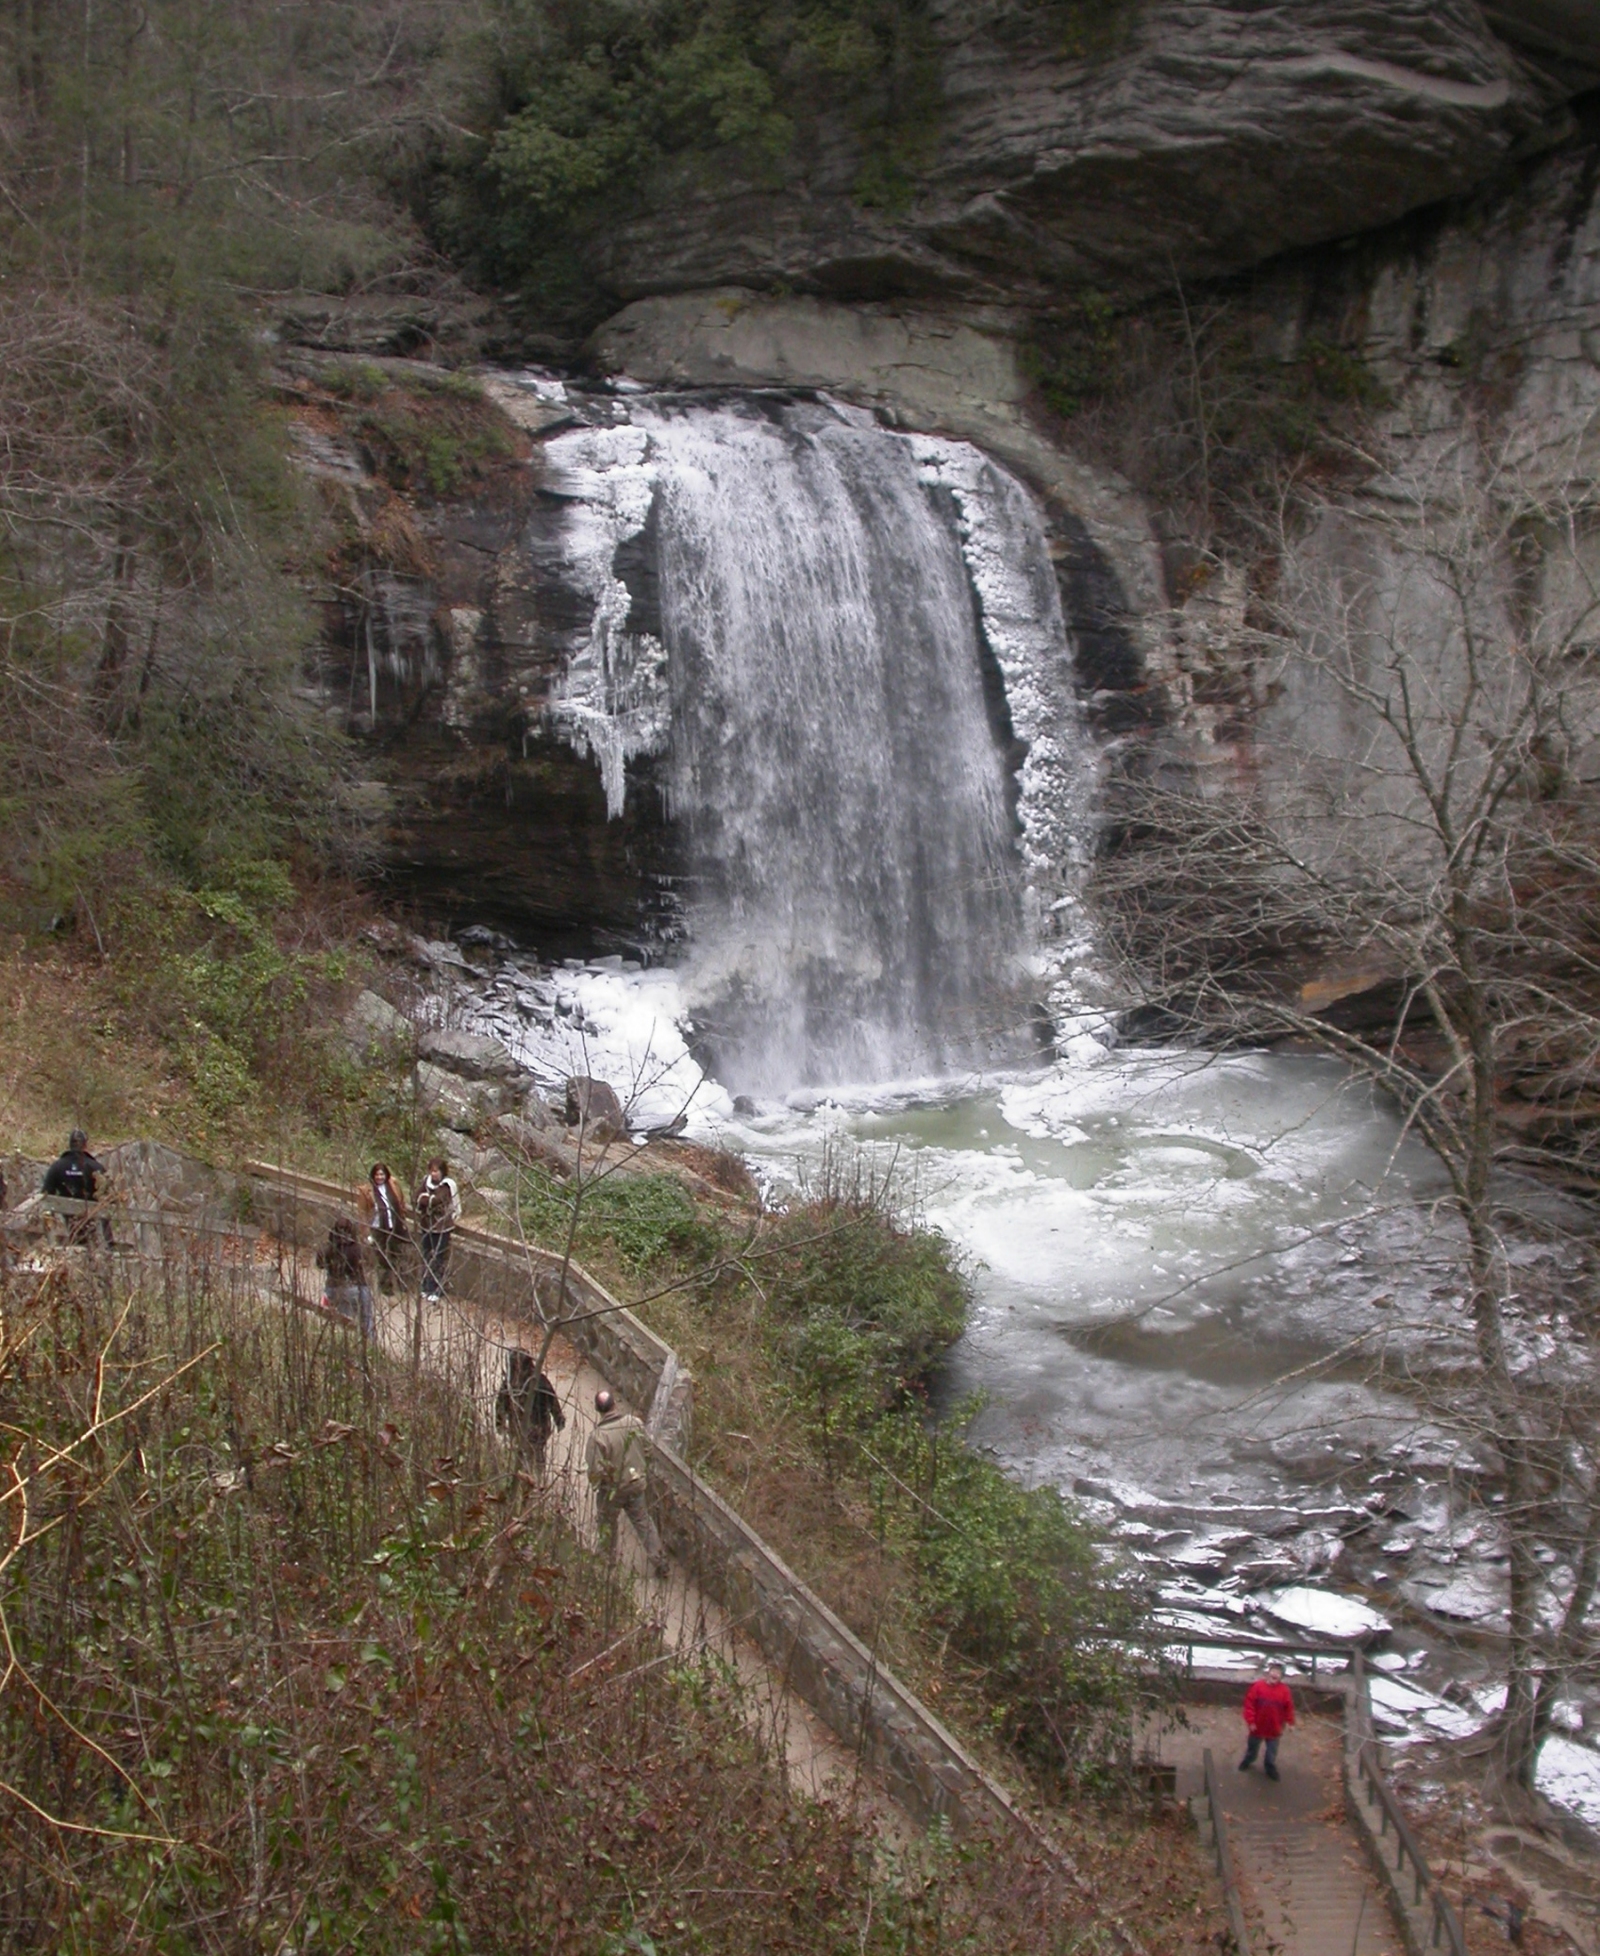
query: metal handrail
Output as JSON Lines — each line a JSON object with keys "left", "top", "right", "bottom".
{"left": 1161, "top": 1631, "right": 1359, "bottom": 1680}
{"left": 1200, "top": 1747, "right": 1253, "bottom": 1956}
{"left": 1349, "top": 1652, "right": 1468, "bottom": 1956}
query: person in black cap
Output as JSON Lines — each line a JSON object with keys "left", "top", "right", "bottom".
{"left": 42, "top": 1130, "right": 110, "bottom": 1245}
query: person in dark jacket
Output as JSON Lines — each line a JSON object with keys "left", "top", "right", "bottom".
{"left": 495, "top": 1348, "right": 566, "bottom": 1470}
{"left": 43, "top": 1130, "right": 104, "bottom": 1202}
{"left": 317, "top": 1215, "right": 374, "bottom": 1337}
{"left": 358, "top": 1163, "right": 409, "bottom": 1293}
{"left": 1239, "top": 1663, "right": 1296, "bottom": 1779}
{"left": 42, "top": 1130, "right": 111, "bottom": 1245}
{"left": 414, "top": 1158, "right": 459, "bottom": 1302}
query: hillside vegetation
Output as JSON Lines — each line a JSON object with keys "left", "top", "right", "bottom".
{"left": 0, "top": 0, "right": 467, "bottom": 1146}
{"left": 516, "top": 1158, "right": 1175, "bottom": 1796}
{"left": 3, "top": 1251, "right": 1141, "bottom": 1953}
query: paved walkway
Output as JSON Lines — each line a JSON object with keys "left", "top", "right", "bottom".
{"left": 1157, "top": 1704, "right": 1398, "bottom": 1956}
{"left": 289, "top": 1262, "right": 904, "bottom": 1831}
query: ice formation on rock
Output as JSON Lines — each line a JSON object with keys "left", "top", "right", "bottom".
{"left": 538, "top": 394, "right": 1088, "bottom": 1088}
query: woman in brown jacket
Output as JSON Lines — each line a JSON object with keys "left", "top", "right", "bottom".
{"left": 358, "top": 1163, "right": 409, "bottom": 1293}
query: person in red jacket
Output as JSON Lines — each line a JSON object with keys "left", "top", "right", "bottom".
{"left": 1240, "top": 1662, "right": 1296, "bottom": 1780}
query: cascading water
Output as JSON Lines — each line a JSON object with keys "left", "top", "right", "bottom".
{"left": 650, "top": 399, "right": 1019, "bottom": 1088}
{"left": 543, "top": 392, "right": 1087, "bottom": 1092}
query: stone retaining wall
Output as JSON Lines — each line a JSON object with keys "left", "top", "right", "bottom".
{"left": 235, "top": 1162, "right": 1027, "bottom": 1841}
{"left": 649, "top": 1443, "right": 1020, "bottom": 1836}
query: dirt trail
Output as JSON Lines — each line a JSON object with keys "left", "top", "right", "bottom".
{"left": 1158, "top": 1705, "right": 1397, "bottom": 1956}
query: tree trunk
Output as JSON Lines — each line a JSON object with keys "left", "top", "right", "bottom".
{"left": 94, "top": 507, "right": 139, "bottom": 730}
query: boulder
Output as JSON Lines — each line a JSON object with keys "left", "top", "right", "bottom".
{"left": 565, "top": 1076, "right": 628, "bottom": 1141}
{"left": 415, "top": 1061, "right": 499, "bottom": 1133}
{"left": 343, "top": 989, "right": 414, "bottom": 1055}
{"left": 4, "top": 1156, "right": 50, "bottom": 1208}
{"left": 463, "top": 1144, "right": 515, "bottom": 1183}
{"left": 492, "top": 1112, "right": 576, "bottom": 1179}
{"left": 418, "top": 1026, "right": 519, "bottom": 1080}
{"left": 514, "top": 1090, "right": 560, "bottom": 1131}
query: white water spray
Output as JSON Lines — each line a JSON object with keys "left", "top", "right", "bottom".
{"left": 541, "top": 394, "right": 1086, "bottom": 1092}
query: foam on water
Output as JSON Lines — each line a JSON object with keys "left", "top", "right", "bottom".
{"left": 468, "top": 960, "right": 731, "bottom": 1134}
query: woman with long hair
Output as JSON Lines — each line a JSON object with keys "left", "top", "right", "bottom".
{"left": 358, "top": 1162, "right": 409, "bottom": 1293}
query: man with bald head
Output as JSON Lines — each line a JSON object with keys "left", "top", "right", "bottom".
{"left": 585, "top": 1389, "right": 668, "bottom": 1579}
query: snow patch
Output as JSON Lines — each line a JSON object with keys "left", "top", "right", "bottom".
{"left": 461, "top": 959, "right": 732, "bottom": 1135}
{"left": 1538, "top": 1735, "right": 1600, "bottom": 1829}
{"left": 1258, "top": 1586, "right": 1390, "bottom": 1641}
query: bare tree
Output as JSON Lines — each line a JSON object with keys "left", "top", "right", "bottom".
{"left": 1092, "top": 431, "right": 1600, "bottom": 1791}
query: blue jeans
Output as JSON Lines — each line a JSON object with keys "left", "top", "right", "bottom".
{"left": 328, "top": 1283, "right": 374, "bottom": 1337}
{"left": 1241, "top": 1735, "right": 1279, "bottom": 1772}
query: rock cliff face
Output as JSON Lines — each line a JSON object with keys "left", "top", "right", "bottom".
{"left": 288, "top": 359, "right": 678, "bottom": 946}
{"left": 592, "top": 105, "right": 1600, "bottom": 771}
{"left": 586, "top": 0, "right": 1597, "bottom": 313}
{"left": 292, "top": 33, "right": 1600, "bottom": 975}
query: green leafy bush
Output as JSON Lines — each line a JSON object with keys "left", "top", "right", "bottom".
{"left": 752, "top": 1191, "right": 1157, "bottom": 1785}
{"left": 429, "top": 0, "right": 942, "bottom": 327}
{"left": 766, "top": 1197, "right": 969, "bottom": 1432}
{"left": 870, "top": 1408, "right": 1150, "bottom": 1781}
{"left": 517, "top": 1166, "right": 716, "bottom": 1272}
{"left": 110, "top": 860, "right": 347, "bottom": 1125}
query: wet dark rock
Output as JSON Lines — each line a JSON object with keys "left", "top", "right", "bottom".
{"left": 584, "top": 1, "right": 1573, "bottom": 315}
{"left": 565, "top": 1077, "right": 628, "bottom": 1141}
{"left": 290, "top": 361, "right": 678, "bottom": 950}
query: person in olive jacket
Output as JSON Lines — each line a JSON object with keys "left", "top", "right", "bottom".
{"left": 585, "top": 1389, "right": 667, "bottom": 1579}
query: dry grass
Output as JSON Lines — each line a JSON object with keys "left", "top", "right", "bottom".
{"left": 0, "top": 939, "right": 185, "bottom": 1159}
{"left": 0, "top": 1246, "right": 1151, "bottom": 1955}
{"left": 0, "top": 926, "right": 413, "bottom": 1188}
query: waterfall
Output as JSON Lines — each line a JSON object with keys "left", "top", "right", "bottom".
{"left": 542, "top": 392, "right": 1086, "bottom": 1095}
